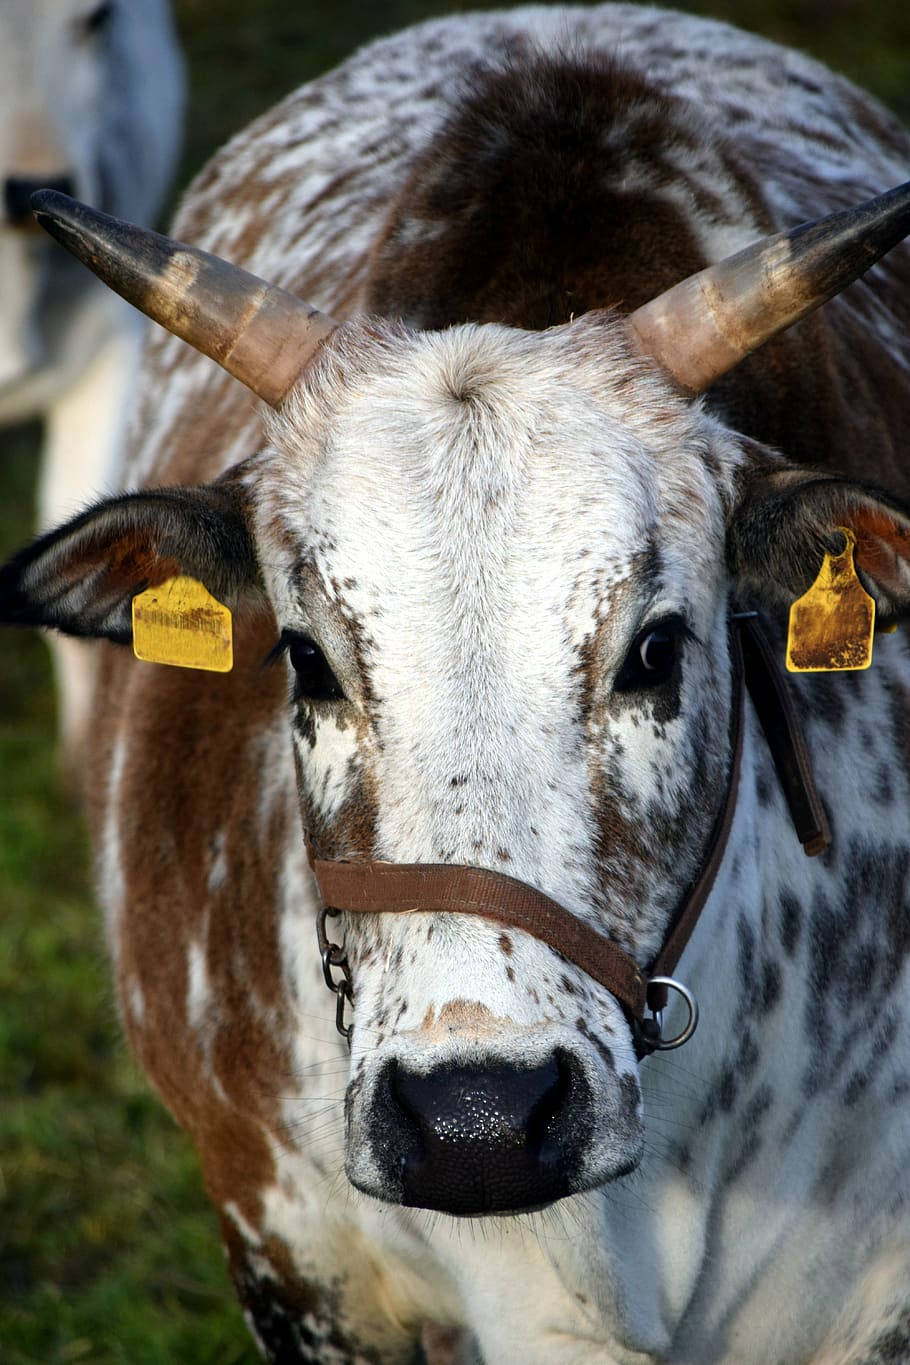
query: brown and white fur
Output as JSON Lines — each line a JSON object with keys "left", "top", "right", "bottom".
{"left": 3, "top": 6, "right": 910, "bottom": 1362}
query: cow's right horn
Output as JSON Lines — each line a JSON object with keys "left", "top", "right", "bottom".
{"left": 30, "top": 190, "right": 337, "bottom": 407}
{"left": 628, "top": 180, "right": 910, "bottom": 395}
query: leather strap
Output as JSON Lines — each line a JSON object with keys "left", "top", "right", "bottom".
{"left": 643, "top": 622, "right": 745, "bottom": 1011}
{"left": 313, "top": 857, "right": 649, "bottom": 1016}
{"left": 739, "top": 615, "right": 830, "bottom": 856}
{"left": 309, "top": 614, "right": 828, "bottom": 1038}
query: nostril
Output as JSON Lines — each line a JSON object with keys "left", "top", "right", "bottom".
{"left": 5, "top": 175, "right": 76, "bottom": 227}
{"left": 527, "top": 1049, "right": 573, "bottom": 1152}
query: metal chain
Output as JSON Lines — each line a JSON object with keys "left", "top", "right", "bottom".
{"left": 316, "top": 906, "right": 353, "bottom": 1045}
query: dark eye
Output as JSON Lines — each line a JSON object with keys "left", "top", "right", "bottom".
{"left": 615, "top": 617, "right": 687, "bottom": 692}
{"left": 275, "top": 633, "right": 344, "bottom": 702}
{"left": 82, "top": 2, "right": 113, "bottom": 36}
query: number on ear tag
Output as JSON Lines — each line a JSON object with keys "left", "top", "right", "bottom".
{"left": 786, "top": 528, "right": 875, "bottom": 673}
{"left": 132, "top": 575, "right": 233, "bottom": 672}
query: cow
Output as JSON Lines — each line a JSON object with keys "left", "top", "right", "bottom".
{"left": 0, "top": 0, "right": 183, "bottom": 754}
{"left": 1, "top": 5, "right": 910, "bottom": 1362}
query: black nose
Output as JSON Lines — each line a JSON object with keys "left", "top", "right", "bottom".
{"left": 4, "top": 175, "right": 76, "bottom": 227}
{"left": 371, "top": 1053, "right": 592, "bottom": 1214}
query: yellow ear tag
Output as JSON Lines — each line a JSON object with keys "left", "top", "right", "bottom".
{"left": 132, "top": 575, "right": 233, "bottom": 672}
{"left": 786, "top": 528, "right": 874, "bottom": 672}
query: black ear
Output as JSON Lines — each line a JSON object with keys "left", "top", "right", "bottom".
{"left": 728, "top": 455, "right": 910, "bottom": 628}
{"left": 0, "top": 469, "right": 261, "bottom": 644}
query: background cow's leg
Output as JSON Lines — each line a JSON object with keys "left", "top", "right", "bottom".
{"left": 36, "top": 297, "right": 143, "bottom": 767}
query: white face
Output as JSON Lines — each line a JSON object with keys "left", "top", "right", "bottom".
{"left": 253, "top": 313, "right": 743, "bottom": 1212}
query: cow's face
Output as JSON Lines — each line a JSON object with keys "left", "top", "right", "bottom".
{"left": 253, "top": 315, "right": 741, "bottom": 1212}
{"left": 5, "top": 309, "right": 910, "bottom": 1215}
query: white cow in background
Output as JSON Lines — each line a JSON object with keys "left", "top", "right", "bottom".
{"left": 0, "top": 0, "right": 184, "bottom": 753}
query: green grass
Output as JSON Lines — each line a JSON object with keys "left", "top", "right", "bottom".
{"left": 0, "top": 426, "right": 256, "bottom": 1361}
{"left": 0, "top": 2, "right": 907, "bottom": 1360}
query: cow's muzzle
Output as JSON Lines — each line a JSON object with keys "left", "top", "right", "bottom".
{"left": 355, "top": 1051, "right": 609, "bottom": 1214}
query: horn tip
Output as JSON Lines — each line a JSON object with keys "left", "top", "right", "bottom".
{"left": 30, "top": 189, "right": 87, "bottom": 247}
{"left": 29, "top": 190, "right": 102, "bottom": 255}
{"left": 30, "top": 187, "right": 77, "bottom": 221}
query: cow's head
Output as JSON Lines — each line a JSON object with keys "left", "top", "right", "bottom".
{"left": 4, "top": 188, "right": 910, "bottom": 1216}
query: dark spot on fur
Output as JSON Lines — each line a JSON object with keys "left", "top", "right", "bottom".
{"left": 755, "top": 766, "right": 773, "bottom": 808}
{"left": 736, "top": 915, "right": 756, "bottom": 996}
{"left": 499, "top": 934, "right": 513, "bottom": 956}
{"left": 760, "top": 958, "right": 782, "bottom": 1013}
{"left": 876, "top": 763, "right": 895, "bottom": 805}
{"left": 366, "top": 55, "right": 714, "bottom": 333}
{"left": 721, "top": 1085, "right": 772, "bottom": 1185}
{"left": 778, "top": 891, "right": 802, "bottom": 956}
{"left": 860, "top": 1313, "right": 910, "bottom": 1365}
{"left": 297, "top": 710, "right": 316, "bottom": 749}
{"left": 576, "top": 1016, "right": 615, "bottom": 1072}
{"left": 889, "top": 1075, "right": 910, "bottom": 1104}
{"left": 234, "top": 1252, "right": 382, "bottom": 1364}
{"left": 619, "top": 1071, "right": 641, "bottom": 1112}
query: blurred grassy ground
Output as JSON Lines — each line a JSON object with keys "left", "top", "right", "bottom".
{"left": 0, "top": 2, "right": 907, "bottom": 1361}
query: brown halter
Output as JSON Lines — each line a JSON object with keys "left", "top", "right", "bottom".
{"left": 309, "top": 614, "right": 829, "bottom": 1056}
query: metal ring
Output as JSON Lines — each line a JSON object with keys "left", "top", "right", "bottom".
{"left": 644, "top": 976, "right": 699, "bottom": 1050}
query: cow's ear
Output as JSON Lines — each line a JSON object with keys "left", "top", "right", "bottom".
{"left": 0, "top": 469, "right": 261, "bottom": 644}
{"left": 728, "top": 455, "right": 910, "bottom": 628}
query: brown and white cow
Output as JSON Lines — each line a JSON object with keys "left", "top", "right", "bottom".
{"left": 2, "top": 6, "right": 910, "bottom": 1362}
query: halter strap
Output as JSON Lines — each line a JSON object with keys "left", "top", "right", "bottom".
{"left": 309, "top": 615, "right": 828, "bottom": 1049}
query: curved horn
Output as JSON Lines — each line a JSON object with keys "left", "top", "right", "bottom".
{"left": 30, "top": 190, "right": 337, "bottom": 407}
{"left": 628, "top": 181, "right": 910, "bottom": 395}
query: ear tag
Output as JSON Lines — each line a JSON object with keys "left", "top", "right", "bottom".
{"left": 132, "top": 575, "right": 233, "bottom": 672}
{"left": 786, "top": 528, "right": 874, "bottom": 672}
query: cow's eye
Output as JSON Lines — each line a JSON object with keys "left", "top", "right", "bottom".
{"left": 271, "top": 632, "right": 345, "bottom": 702}
{"left": 81, "top": 2, "right": 113, "bottom": 37}
{"left": 615, "top": 616, "right": 688, "bottom": 692}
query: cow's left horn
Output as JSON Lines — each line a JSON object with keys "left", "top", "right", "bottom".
{"left": 629, "top": 181, "right": 910, "bottom": 395}
{"left": 30, "top": 190, "right": 337, "bottom": 407}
